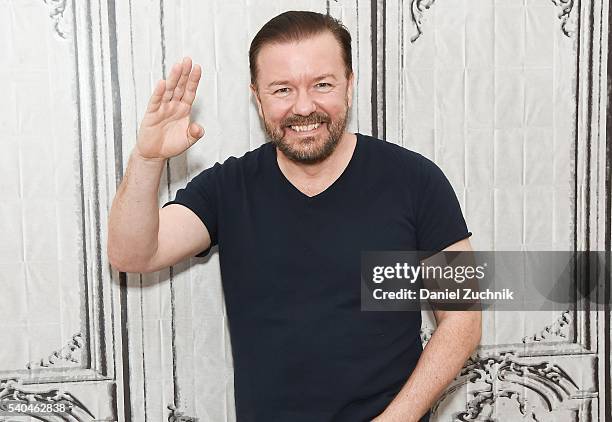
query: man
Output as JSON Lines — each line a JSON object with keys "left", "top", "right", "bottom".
{"left": 108, "top": 11, "right": 481, "bottom": 422}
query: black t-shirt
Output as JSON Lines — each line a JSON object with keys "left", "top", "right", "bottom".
{"left": 162, "top": 132, "right": 471, "bottom": 421}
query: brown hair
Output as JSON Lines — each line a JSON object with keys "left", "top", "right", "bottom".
{"left": 249, "top": 11, "right": 353, "bottom": 86}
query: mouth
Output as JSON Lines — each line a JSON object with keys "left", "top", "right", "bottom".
{"left": 286, "top": 122, "right": 325, "bottom": 134}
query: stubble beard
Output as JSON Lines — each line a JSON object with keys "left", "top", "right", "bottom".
{"left": 263, "top": 103, "right": 350, "bottom": 164}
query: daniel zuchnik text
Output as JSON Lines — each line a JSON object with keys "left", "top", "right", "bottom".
{"left": 372, "top": 287, "right": 514, "bottom": 300}
{"left": 371, "top": 262, "right": 515, "bottom": 301}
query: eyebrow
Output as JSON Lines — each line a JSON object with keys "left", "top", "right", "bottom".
{"left": 267, "top": 73, "right": 337, "bottom": 88}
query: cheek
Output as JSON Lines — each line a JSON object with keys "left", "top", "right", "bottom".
{"left": 262, "top": 102, "right": 292, "bottom": 122}
{"left": 320, "top": 104, "right": 346, "bottom": 119}
{"left": 318, "top": 94, "right": 348, "bottom": 114}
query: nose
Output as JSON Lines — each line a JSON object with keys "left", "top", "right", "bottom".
{"left": 291, "top": 89, "right": 316, "bottom": 116}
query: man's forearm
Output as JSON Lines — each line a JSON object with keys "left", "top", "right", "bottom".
{"left": 107, "top": 149, "right": 166, "bottom": 270}
{"left": 374, "top": 312, "right": 481, "bottom": 422}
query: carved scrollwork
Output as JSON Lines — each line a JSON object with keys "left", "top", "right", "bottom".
{"left": 26, "top": 332, "right": 84, "bottom": 370}
{"left": 459, "top": 389, "right": 541, "bottom": 422}
{"left": 41, "top": 0, "right": 69, "bottom": 39}
{"left": 433, "top": 351, "right": 579, "bottom": 420}
{"left": 168, "top": 404, "right": 199, "bottom": 421}
{"left": 0, "top": 377, "right": 95, "bottom": 420}
{"left": 522, "top": 310, "right": 572, "bottom": 343}
{"left": 550, "top": 0, "right": 577, "bottom": 37}
{"left": 410, "top": 0, "right": 437, "bottom": 43}
{"left": 406, "top": 0, "right": 576, "bottom": 42}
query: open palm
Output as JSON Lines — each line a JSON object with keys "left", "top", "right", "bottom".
{"left": 135, "top": 56, "right": 204, "bottom": 161}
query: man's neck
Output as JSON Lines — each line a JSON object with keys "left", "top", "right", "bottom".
{"left": 276, "top": 132, "right": 357, "bottom": 197}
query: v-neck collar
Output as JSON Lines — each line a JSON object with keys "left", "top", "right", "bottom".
{"left": 269, "top": 133, "right": 362, "bottom": 202}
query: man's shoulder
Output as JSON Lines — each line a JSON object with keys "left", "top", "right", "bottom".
{"left": 218, "top": 141, "right": 271, "bottom": 168}
{"left": 358, "top": 133, "right": 434, "bottom": 174}
{"left": 185, "top": 142, "right": 271, "bottom": 192}
{"left": 204, "top": 141, "right": 272, "bottom": 179}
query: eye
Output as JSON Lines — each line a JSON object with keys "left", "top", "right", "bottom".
{"left": 316, "top": 82, "right": 332, "bottom": 88}
{"left": 274, "top": 87, "right": 290, "bottom": 94}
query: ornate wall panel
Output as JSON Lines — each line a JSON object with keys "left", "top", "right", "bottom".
{"left": 1, "top": 0, "right": 609, "bottom": 421}
{"left": 0, "top": 0, "right": 124, "bottom": 420}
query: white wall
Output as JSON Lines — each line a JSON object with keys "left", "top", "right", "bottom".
{"left": 0, "top": 0, "right": 609, "bottom": 421}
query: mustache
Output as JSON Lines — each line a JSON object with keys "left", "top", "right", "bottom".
{"left": 282, "top": 112, "right": 330, "bottom": 127}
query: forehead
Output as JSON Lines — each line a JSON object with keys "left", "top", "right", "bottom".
{"left": 256, "top": 31, "right": 345, "bottom": 84}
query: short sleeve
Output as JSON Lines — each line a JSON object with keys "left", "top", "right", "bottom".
{"left": 416, "top": 156, "right": 472, "bottom": 254}
{"left": 161, "top": 162, "right": 221, "bottom": 257}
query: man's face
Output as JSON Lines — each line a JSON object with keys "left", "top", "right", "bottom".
{"left": 250, "top": 31, "right": 354, "bottom": 164}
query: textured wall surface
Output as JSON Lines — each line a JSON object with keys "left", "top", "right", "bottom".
{"left": 0, "top": 0, "right": 610, "bottom": 421}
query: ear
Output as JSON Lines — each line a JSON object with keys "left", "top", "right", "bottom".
{"left": 250, "top": 83, "right": 264, "bottom": 119}
{"left": 346, "top": 72, "right": 354, "bottom": 108}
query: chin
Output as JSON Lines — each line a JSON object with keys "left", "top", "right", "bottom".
{"left": 283, "top": 138, "right": 339, "bottom": 163}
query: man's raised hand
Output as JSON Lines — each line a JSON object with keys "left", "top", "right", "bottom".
{"left": 135, "top": 56, "right": 204, "bottom": 161}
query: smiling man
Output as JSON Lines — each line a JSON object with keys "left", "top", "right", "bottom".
{"left": 108, "top": 10, "right": 481, "bottom": 422}
{"left": 251, "top": 30, "right": 352, "bottom": 166}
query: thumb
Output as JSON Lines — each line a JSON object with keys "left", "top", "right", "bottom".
{"left": 186, "top": 122, "right": 204, "bottom": 146}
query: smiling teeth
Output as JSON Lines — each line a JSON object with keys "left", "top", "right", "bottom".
{"left": 290, "top": 123, "right": 320, "bottom": 132}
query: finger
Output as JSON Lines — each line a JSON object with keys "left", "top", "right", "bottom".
{"left": 186, "top": 122, "right": 205, "bottom": 146}
{"left": 172, "top": 57, "right": 192, "bottom": 102}
{"left": 146, "top": 79, "right": 165, "bottom": 113}
{"left": 162, "top": 61, "right": 182, "bottom": 102}
{"left": 182, "top": 64, "right": 202, "bottom": 106}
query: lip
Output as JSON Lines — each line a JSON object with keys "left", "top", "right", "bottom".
{"left": 285, "top": 122, "right": 326, "bottom": 135}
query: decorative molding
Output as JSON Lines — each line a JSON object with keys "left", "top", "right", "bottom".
{"left": 522, "top": 311, "right": 572, "bottom": 343}
{"left": 406, "top": 0, "right": 577, "bottom": 43}
{"left": 550, "top": 0, "right": 578, "bottom": 37}
{"left": 168, "top": 404, "right": 199, "bottom": 422}
{"left": 432, "top": 352, "right": 579, "bottom": 419}
{"left": 459, "top": 389, "right": 541, "bottom": 422}
{"left": 41, "top": 0, "right": 69, "bottom": 39}
{"left": 25, "top": 333, "right": 84, "bottom": 370}
{"left": 0, "top": 377, "right": 95, "bottom": 420}
{"left": 410, "top": 0, "right": 436, "bottom": 43}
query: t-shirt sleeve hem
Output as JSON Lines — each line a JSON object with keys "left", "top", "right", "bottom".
{"left": 419, "top": 231, "right": 473, "bottom": 261}
{"left": 161, "top": 200, "right": 216, "bottom": 257}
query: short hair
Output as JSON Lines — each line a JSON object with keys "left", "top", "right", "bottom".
{"left": 249, "top": 11, "right": 353, "bottom": 86}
